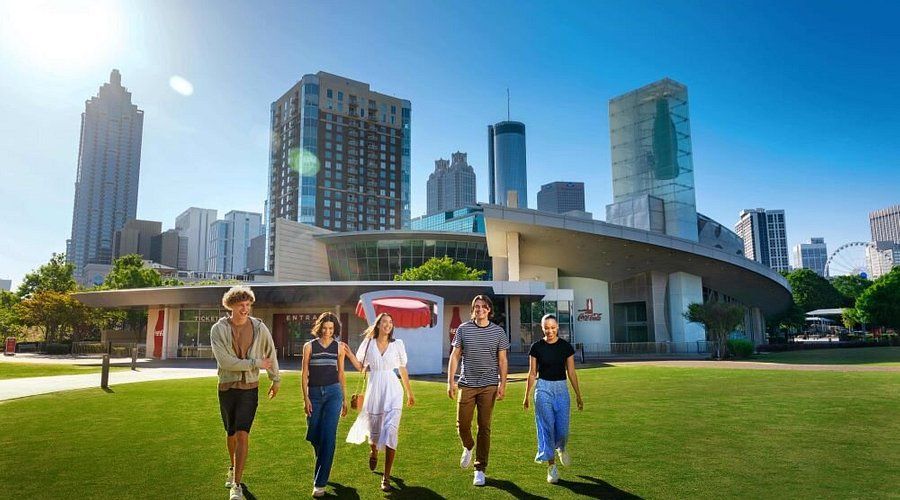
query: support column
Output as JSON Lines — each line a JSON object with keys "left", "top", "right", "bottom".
{"left": 667, "top": 272, "right": 704, "bottom": 345}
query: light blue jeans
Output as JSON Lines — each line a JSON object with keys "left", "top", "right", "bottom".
{"left": 533, "top": 378, "right": 570, "bottom": 462}
{"left": 306, "top": 383, "right": 343, "bottom": 488}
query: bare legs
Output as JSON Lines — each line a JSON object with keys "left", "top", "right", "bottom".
{"left": 227, "top": 431, "right": 250, "bottom": 484}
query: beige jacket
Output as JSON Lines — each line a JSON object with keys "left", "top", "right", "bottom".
{"left": 210, "top": 316, "right": 281, "bottom": 385}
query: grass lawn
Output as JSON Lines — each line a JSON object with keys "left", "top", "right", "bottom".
{"left": 0, "top": 362, "right": 126, "bottom": 380}
{"left": 753, "top": 347, "right": 900, "bottom": 366}
{"left": 0, "top": 366, "right": 898, "bottom": 499}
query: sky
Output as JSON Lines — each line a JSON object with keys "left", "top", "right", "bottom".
{"left": 1, "top": 0, "right": 898, "bottom": 288}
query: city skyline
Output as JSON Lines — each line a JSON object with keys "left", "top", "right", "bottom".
{"left": 1, "top": 1, "right": 899, "bottom": 287}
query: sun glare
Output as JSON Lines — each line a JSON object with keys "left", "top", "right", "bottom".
{"left": 1, "top": 0, "right": 121, "bottom": 72}
{"left": 168, "top": 75, "right": 194, "bottom": 96}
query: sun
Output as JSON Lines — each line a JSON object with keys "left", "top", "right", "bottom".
{"left": 0, "top": 0, "right": 122, "bottom": 73}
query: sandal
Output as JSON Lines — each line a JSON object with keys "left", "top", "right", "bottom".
{"left": 380, "top": 477, "right": 391, "bottom": 492}
{"left": 369, "top": 451, "right": 377, "bottom": 471}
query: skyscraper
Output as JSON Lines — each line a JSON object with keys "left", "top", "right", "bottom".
{"left": 735, "top": 208, "right": 790, "bottom": 272}
{"left": 113, "top": 219, "right": 162, "bottom": 261}
{"left": 426, "top": 151, "right": 476, "bottom": 215}
{"left": 267, "top": 72, "right": 411, "bottom": 270}
{"left": 868, "top": 205, "right": 900, "bottom": 278}
{"left": 606, "top": 78, "right": 697, "bottom": 241}
{"left": 793, "top": 237, "right": 828, "bottom": 276}
{"left": 175, "top": 207, "right": 217, "bottom": 272}
{"left": 870, "top": 204, "right": 900, "bottom": 244}
{"left": 488, "top": 121, "right": 527, "bottom": 208}
{"left": 537, "top": 182, "right": 585, "bottom": 214}
{"left": 207, "top": 210, "right": 264, "bottom": 274}
{"left": 66, "top": 70, "right": 144, "bottom": 279}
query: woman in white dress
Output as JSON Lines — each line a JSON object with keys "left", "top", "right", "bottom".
{"left": 345, "top": 312, "right": 415, "bottom": 492}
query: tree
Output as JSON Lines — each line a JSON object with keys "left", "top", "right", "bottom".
{"left": 0, "top": 290, "right": 23, "bottom": 339}
{"left": 394, "top": 256, "right": 486, "bottom": 281}
{"left": 783, "top": 269, "right": 844, "bottom": 312}
{"left": 856, "top": 267, "right": 900, "bottom": 330}
{"left": 831, "top": 275, "right": 873, "bottom": 307}
{"left": 15, "top": 291, "right": 92, "bottom": 344}
{"left": 766, "top": 300, "right": 806, "bottom": 339}
{"left": 17, "top": 253, "right": 76, "bottom": 298}
{"left": 841, "top": 307, "right": 870, "bottom": 331}
{"left": 100, "top": 255, "right": 164, "bottom": 337}
{"left": 684, "top": 301, "right": 746, "bottom": 359}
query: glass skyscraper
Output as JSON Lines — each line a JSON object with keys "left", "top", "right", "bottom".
{"left": 488, "top": 121, "right": 527, "bottom": 208}
{"left": 66, "top": 70, "right": 144, "bottom": 279}
{"left": 608, "top": 78, "right": 697, "bottom": 241}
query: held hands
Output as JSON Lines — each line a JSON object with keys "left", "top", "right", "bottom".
{"left": 268, "top": 383, "right": 279, "bottom": 400}
{"left": 576, "top": 395, "right": 584, "bottom": 411}
{"left": 304, "top": 397, "right": 312, "bottom": 417}
{"left": 447, "top": 381, "right": 457, "bottom": 400}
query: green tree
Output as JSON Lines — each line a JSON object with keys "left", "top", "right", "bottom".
{"left": 100, "top": 255, "right": 165, "bottom": 337}
{"left": 17, "top": 253, "right": 77, "bottom": 298}
{"left": 831, "top": 275, "right": 873, "bottom": 307}
{"left": 856, "top": 267, "right": 900, "bottom": 330}
{"left": 841, "top": 307, "right": 870, "bottom": 331}
{"left": 684, "top": 301, "right": 746, "bottom": 359}
{"left": 394, "top": 256, "right": 486, "bottom": 281}
{"left": 767, "top": 300, "right": 806, "bottom": 339}
{"left": 0, "top": 290, "right": 24, "bottom": 339}
{"left": 15, "top": 291, "right": 92, "bottom": 344}
{"left": 784, "top": 269, "right": 844, "bottom": 312}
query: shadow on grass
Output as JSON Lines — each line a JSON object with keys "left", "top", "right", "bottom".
{"left": 384, "top": 476, "right": 444, "bottom": 499}
{"left": 485, "top": 477, "right": 550, "bottom": 499}
{"left": 326, "top": 481, "right": 360, "bottom": 498}
{"left": 554, "top": 475, "right": 642, "bottom": 499}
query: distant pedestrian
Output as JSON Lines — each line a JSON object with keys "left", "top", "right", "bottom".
{"left": 210, "top": 285, "right": 280, "bottom": 500}
{"left": 447, "top": 294, "right": 509, "bottom": 486}
{"left": 522, "top": 313, "right": 583, "bottom": 484}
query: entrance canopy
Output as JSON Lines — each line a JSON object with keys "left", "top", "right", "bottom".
{"left": 355, "top": 297, "right": 435, "bottom": 328}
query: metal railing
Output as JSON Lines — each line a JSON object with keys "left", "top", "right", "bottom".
{"left": 72, "top": 342, "right": 147, "bottom": 358}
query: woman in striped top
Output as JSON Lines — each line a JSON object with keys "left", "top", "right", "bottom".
{"left": 301, "top": 312, "right": 348, "bottom": 498}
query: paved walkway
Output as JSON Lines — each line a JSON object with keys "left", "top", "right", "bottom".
{"left": 606, "top": 360, "right": 900, "bottom": 372}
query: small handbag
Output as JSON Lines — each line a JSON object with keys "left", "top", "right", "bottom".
{"left": 350, "top": 338, "right": 371, "bottom": 410}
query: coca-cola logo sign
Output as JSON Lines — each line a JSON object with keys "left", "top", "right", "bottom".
{"left": 576, "top": 298, "right": 602, "bottom": 321}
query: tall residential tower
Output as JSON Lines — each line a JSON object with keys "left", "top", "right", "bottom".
{"left": 735, "top": 208, "right": 790, "bottom": 272}
{"left": 66, "top": 70, "right": 144, "bottom": 279}
{"left": 267, "top": 72, "right": 411, "bottom": 270}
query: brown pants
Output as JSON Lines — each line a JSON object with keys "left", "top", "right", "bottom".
{"left": 456, "top": 385, "right": 498, "bottom": 472}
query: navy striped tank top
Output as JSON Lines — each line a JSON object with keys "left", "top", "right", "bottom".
{"left": 307, "top": 339, "right": 339, "bottom": 386}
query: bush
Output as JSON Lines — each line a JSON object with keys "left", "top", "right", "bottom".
{"left": 43, "top": 343, "right": 71, "bottom": 355}
{"left": 728, "top": 339, "right": 754, "bottom": 358}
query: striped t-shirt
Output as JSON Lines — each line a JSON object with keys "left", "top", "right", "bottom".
{"left": 306, "top": 339, "right": 339, "bottom": 387}
{"left": 451, "top": 320, "right": 509, "bottom": 388}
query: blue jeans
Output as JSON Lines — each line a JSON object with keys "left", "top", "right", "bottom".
{"left": 534, "top": 378, "right": 570, "bottom": 462}
{"left": 306, "top": 383, "right": 343, "bottom": 488}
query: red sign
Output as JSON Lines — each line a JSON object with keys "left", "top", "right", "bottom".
{"left": 4, "top": 337, "right": 15, "bottom": 355}
{"left": 153, "top": 310, "right": 165, "bottom": 358}
{"left": 576, "top": 298, "right": 603, "bottom": 321}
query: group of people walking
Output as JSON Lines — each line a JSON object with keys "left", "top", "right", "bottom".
{"left": 211, "top": 286, "right": 584, "bottom": 499}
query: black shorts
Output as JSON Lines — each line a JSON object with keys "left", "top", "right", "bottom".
{"left": 218, "top": 387, "right": 259, "bottom": 436}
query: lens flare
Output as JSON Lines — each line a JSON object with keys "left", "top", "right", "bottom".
{"left": 289, "top": 148, "right": 320, "bottom": 176}
{"left": 168, "top": 75, "right": 194, "bottom": 96}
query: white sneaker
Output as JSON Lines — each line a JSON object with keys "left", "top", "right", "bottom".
{"left": 547, "top": 464, "right": 559, "bottom": 484}
{"left": 557, "top": 448, "right": 571, "bottom": 466}
{"left": 460, "top": 447, "right": 473, "bottom": 468}
{"left": 229, "top": 482, "right": 244, "bottom": 500}
{"left": 473, "top": 470, "right": 486, "bottom": 486}
{"left": 225, "top": 467, "right": 234, "bottom": 488}
{"left": 312, "top": 486, "right": 326, "bottom": 497}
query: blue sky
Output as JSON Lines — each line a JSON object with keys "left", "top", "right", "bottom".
{"left": 1, "top": 0, "right": 898, "bottom": 287}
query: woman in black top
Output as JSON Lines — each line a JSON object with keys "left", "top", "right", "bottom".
{"left": 522, "top": 313, "right": 584, "bottom": 484}
{"left": 301, "top": 312, "right": 347, "bottom": 498}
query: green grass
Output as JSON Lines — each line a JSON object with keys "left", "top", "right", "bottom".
{"left": 753, "top": 347, "right": 900, "bottom": 366}
{"left": 0, "top": 367, "right": 898, "bottom": 499}
{"left": 0, "top": 362, "right": 126, "bottom": 380}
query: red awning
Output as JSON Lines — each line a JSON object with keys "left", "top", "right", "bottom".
{"left": 355, "top": 297, "right": 434, "bottom": 328}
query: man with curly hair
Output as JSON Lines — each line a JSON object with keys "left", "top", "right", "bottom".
{"left": 210, "top": 285, "right": 280, "bottom": 500}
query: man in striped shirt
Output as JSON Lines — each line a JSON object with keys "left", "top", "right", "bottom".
{"left": 447, "top": 294, "right": 509, "bottom": 487}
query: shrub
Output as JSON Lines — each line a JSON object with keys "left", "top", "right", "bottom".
{"left": 43, "top": 343, "right": 71, "bottom": 355}
{"left": 728, "top": 339, "right": 754, "bottom": 358}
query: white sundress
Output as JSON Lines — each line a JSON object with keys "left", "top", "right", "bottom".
{"left": 346, "top": 338, "right": 408, "bottom": 450}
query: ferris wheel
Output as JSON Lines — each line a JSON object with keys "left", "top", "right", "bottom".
{"left": 825, "top": 241, "right": 874, "bottom": 278}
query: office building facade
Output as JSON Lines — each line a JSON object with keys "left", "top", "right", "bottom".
{"left": 207, "top": 211, "right": 264, "bottom": 274}
{"left": 488, "top": 121, "right": 527, "bottom": 208}
{"left": 426, "top": 152, "right": 476, "bottom": 215}
{"left": 410, "top": 206, "right": 485, "bottom": 233}
{"left": 537, "top": 182, "right": 585, "bottom": 214}
{"left": 793, "top": 237, "right": 828, "bottom": 276}
{"left": 175, "top": 207, "right": 216, "bottom": 272}
{"left": 267, "top": 72, "right": 411, "bottom": 270}
{"left": 735, "top": 209, "right": 790, "bottom": 272}
{"left": 113, "top": 219, "right": 162, "bottom": 261}
{"left": 870, "top": 204, "right": 900, "bottom": 244}
{"left": 151, "top": 229, "right": 188, "bottom": 271}
{"left": 66, "top": 70, "right": 144, "bottom": 279}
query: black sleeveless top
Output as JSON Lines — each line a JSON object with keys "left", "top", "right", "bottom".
{"left": 307, "top": 339, "right": 339, "bottom": 386}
